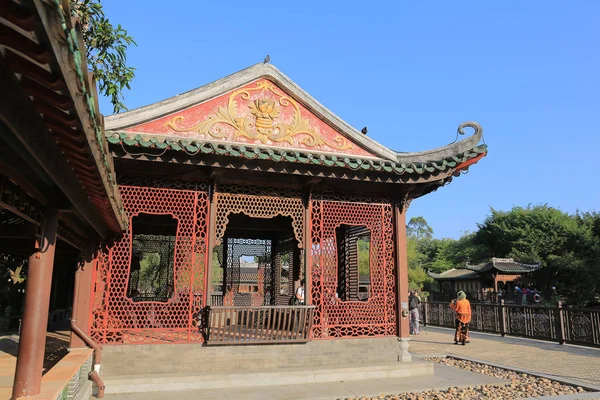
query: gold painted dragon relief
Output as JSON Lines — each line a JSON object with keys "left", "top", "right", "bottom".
{"left": 159, "top": 80, "right": 358, "bottom": 152}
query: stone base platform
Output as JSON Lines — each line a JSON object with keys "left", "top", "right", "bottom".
{"left": 101, "top": 337, "right": 421, "bottom": 396}
{"left": 103, "top": 361, "right": 434, "bottom": 395}
{"left": 102, "top": 362, "right": 507, "bottom": 399}
{"left": 101, "top": 336, "right": 410, "bottom": 376}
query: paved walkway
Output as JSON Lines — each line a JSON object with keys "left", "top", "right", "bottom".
{"left": 409, "top": 326, "right": 600, "bottom": 386}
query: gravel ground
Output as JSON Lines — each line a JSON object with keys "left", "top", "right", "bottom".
{"left": 341, "top": 357, "right": 594, "bottom": 400}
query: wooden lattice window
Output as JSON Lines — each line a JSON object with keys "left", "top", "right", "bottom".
{"left": 336, "top": 225, "right": 371, "bottom": 302}
{"left": 127, "top": 213, "right": 178, "bottom": 303}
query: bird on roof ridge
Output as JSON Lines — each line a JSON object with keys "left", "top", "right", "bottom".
{"left": 264, "top": 55, "right": 270, "bottom": 63}
{"left": 361, "top": 126, "right": 368, "bottom": 135}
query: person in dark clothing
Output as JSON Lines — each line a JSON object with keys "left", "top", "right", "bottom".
{"left": 408, "top": 291, "right": 421, "bottom": 334}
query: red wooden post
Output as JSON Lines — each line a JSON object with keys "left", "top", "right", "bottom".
{"left": 556, "top": 301, "right": 566, "bottom": 344}
{"left": 12, "top": 209, "right": 58, "bottom": 398}
{"left": 393, "top": 201, "right": 411, "bottom": 361}
{"left": 70, "top": 242, "right": 97, "bottom": 348}
{"left": 394, "top": 203, "right": 410, "bottom": 338}
{"left": 303, "top": 193, "right": 312, "bottom": 306}
{"left": 204, "top": 181, "right": 218, "bottom": 307}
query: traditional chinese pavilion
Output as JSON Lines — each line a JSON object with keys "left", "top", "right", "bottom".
{"left": 98, "top": 62, "right": 486, "bottom": 343}
{"left": 428, "top": 258, "right": 541, "bottom": 302}
{"left": 1, "top": 3, "right": 487, "bottom": 398}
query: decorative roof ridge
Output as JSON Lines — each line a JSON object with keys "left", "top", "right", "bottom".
{"left": 106, "top": 130, "right": 487, "bottom": 177}
{"left": 104, "top": 63, "right": 484, "bottom": 163}
{"left": 107, "top": 130, "right": 382, "bottom": 160}
{"left": 427, "top": 268, "right": 457, "bottom": 277}
{"left": 427, "top": 268, "right": 482, "bottom": 280}
{"left": 492, "top": 257, "right": 542, "bottom": 268}
{"left": 491, "top": 257, "right": 515, "bottom": 263}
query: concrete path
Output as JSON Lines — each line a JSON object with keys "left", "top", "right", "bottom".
{"left": 409, "top": 326, "right": 600, "bottom": 386}
{"left": 102, "top": 363, "right": 506, "bottom": 400}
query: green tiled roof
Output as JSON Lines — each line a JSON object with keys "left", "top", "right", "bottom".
{"left": 106, "top": 132, "right": 487, "bottom": 176}
{"left": 429, "top": 258, "right": 541, "bottom": 281}
{"left": 427, "top": 269, "right": 480, "bottom": 281}
{"left": 467, "top": 258, "right": 541, "bottom": 274}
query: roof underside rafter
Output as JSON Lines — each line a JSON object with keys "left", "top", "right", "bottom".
{"left": 0, "top": 0, "right": 127, "bottom": 235}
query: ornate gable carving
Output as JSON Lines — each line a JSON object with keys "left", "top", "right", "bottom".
{"left": 124, "top": 79, "right": 374, "bottom": 157}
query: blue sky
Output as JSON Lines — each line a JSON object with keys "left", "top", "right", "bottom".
{"left": 100, "top": 1, "right": 600, "bottom": 239}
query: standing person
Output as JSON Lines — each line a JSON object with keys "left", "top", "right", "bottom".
{"left": 409, "top": 291, "right": 421, "bottom": 335}
{"left": 449, "top": 291, "right": 471, "bottom": 345}
{"left": 295, "top": 279, "right": 305, "bottom": 305}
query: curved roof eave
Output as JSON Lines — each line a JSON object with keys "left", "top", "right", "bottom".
{"left": 105, "top": 63, "right": 483, "bottom": 163}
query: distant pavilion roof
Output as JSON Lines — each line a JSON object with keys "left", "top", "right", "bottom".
{"left": 428, "top": 258, "right": 541, "bottom": 281}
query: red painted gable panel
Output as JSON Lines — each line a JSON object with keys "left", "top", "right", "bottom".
{"left": 124, "top": 79, "right": 374, "bottom": 157}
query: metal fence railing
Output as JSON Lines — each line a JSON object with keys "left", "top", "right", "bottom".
{"left": 419, "top": 300, "right": 600, "bottom": 347}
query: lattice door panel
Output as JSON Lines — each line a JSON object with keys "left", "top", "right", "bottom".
{"left": 224, "top": 238, "right": 272, "bottom": 306}
{"left": 310, "top": 199, "right": 396, "bottom": 339}
{"left": 90, "top": 185, "right": 209, "bottom": 344}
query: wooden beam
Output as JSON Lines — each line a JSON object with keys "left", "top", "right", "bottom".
{"left": 0, "top": 223, "right": 36, "bottom": 239}
{"left": 0, "top": 63, "right": 107, "bottom": 237}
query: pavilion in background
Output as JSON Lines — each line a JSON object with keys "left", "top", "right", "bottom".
{"left": 428, "top": 257, "right": 541, "bottom": 303}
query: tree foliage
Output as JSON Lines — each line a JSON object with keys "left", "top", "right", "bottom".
{"left": 406, "top": 207, "right": 600, "bottom": 306}
{"left": 71, "top": 0, "right": 136, "bottom": 113}
{"left": 138, "top": 252, "right": 161, "bottom": 294}
{"left": 357, "top": 235, "right": 370, "bottom": 277}
{"left": 407, "top": 217, "right": 433, "bottom": 241}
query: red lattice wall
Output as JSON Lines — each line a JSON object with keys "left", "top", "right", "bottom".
{"left": 90, "top": 185, "right": 209, "bottom": 344}
{"left": 310, "top": 196, "right": 396, "bottom": 339}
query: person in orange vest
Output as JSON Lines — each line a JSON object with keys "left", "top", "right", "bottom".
{"left": 449, "top": 291, "right": 472, "bottom": 345}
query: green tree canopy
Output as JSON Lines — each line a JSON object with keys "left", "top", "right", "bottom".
{"left": 473, "top": 205, "right": 584, "bottom": 265}
{"left": 71, "top": 0, "right": 136, "bottom": 113}
{"left": 407, "top": 216, "right": 433, "bottom": 241}
{"left": 404, "top": 208, "right": 600, "bottom": 306}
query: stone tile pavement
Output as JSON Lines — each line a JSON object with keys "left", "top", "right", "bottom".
{"left": 409, "top": 326, "right": 600, "bottom": 386}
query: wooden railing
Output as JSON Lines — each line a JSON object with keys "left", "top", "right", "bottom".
{"left": 419, "top": 301, "right": 600, "bottom": 347}
{"left": 204, "top": 305, "right": 315, "bottom": 345}
{"left": 210, "top": 294, "right": 224, "bottom": 306}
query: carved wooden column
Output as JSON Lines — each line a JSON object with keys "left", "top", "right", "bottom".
{"left": 13, "top": 209, "right": 59, "bottom": 398}
{"left": 204, "top": 181, "right": 218, "bottom": 307}
{"left": 302, "top": 190, "right": 312, "bottom": 306}
{"left": 70, "top": 241, "right": 97, "bottom": 348}
{"left": 393, "top": 197, "right": 411, "bottom": 361}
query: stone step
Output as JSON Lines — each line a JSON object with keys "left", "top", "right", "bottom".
{"left": 103, "top": 361, "right": 434, "bottom": 395}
